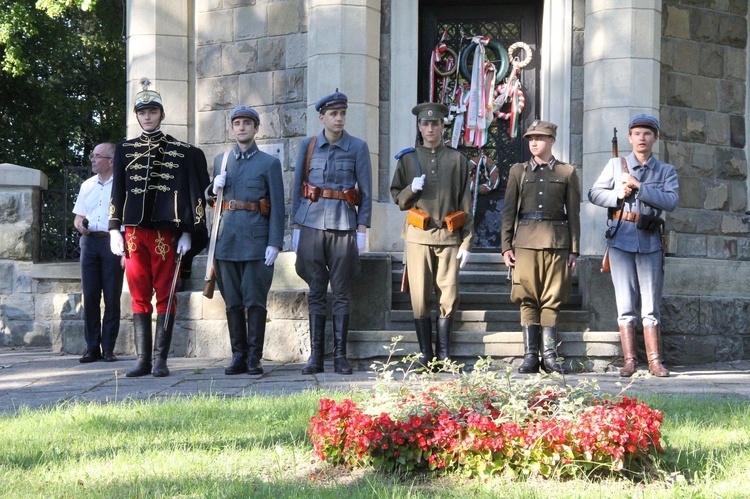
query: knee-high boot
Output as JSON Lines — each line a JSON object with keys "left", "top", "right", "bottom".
{"left": 247, "top": 306, "right": 267, "bottom": 375}
{"left": 644, "top": 324, "right": 669, "bottom": 377}
{"left": 225, "top": 309, "right": 248, "bottom": 375}
{"left": 541, "top": 326, "right": 568, "bottom": 374}
{"left": 435, "top": 316, "right": 453, "bottom": 361}
{"left": 126, "top": 313, "right": 153, "bottom": 377}
{"left": 619, "top": 323, "right": 637, "bottom": 377}
{"left": 518, "top": 325, "right": 540, "bottom": 374}
{"left": 413, "top": 317, "right": 434, "bottom": 367}
{"left": 152, "top": 313, "right": 174, "bottom": 377}
{"left": 333, "top": 314, "right": 353, "bottom": 375}
{"left": 302, "top": 314, "right": 326, "bottom": 374}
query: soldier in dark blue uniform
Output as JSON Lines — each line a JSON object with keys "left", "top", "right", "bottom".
{"left": 207, "top": 106, "right": 285, "bottom": 375}
{"left": 291, "top": 91, "right": 372, "bottom": 375}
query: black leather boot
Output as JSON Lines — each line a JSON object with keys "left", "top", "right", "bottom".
{"left": 333, "top": 314, "right": 353, "bottom": 375}
{"left": 152, "top": 313, "right": 174, "bottom": 377}
{"left": 225, "top": 309, "right": 248, "bottom": 375}
{"left": 413, "top": 317, "right": 434, "bottom": 368}
{"left": 435, "top": 316, "right": 453, "bottom": 362}
{"left": 518, "top": 325, "right": 541, "bottom": 374}
{"left": 541, "top": 326, "right": 568, "bottom": 374}
{"left": 302, "top": 314, "right": 326, "bottom": 374}
{"left": 126, "top": 313, "right": 152, "bottom": 377}
{"left": 247, "top": 306, "right": 267, "bottom": 375}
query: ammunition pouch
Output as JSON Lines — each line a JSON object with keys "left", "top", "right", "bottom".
{"left": 259, "top": 197, "right": 270, "bottom": 216}
{"left": 406, "top": 208, "right": 430, "bottom": 230}
{"left": 301, "top": 181, "right": 321, "bottom": 202}
{"left": 444, "top": 210, "right": 467, "bottom": 232}
{"left": 637, "top": 214, "right": 664, "bottom": 232}
{"left": 343, "top": 187, "right": 362, "bottom": 206}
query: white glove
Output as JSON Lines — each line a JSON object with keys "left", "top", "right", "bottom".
{"left": 264, "top": 246, "right": 280, "bottom": 266}
{"left": 176, "top": 232, "right": 192, "bottom": 255}
{"left": 457, "top": 248, "right": 471, "bottom": 269}
{"left": 212, "top": 172, "right": 227, "bottom": 194}
{"left": 292, "top": 228, "right": 300, "bottom": 253}
{"left": 356, "top": 232, "right": 366, "bottom": 255}
{"left": 109, "top": 229, "right": 124, "bottom": 256}
{"left": 411, "top": 174, "right": 426, "bottom": 192}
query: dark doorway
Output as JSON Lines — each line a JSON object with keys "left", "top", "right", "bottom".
{"left": 419, "top": 1, "right": 542, "bottom": 250}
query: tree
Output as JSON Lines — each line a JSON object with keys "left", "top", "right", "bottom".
{"left": 0, "top": 0, "right": 125, "bottom": 188}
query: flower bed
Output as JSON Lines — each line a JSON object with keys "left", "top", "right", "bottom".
{"left": 309, "top": 352, "right": 664, "bottom": 479}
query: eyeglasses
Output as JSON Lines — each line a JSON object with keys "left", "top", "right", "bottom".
{"left": 89, "top": 154, "right": 113, "bottom": 160}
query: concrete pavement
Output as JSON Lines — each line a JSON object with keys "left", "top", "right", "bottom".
{"left": 1, "top": 348, "right": 749, "bottom": 414}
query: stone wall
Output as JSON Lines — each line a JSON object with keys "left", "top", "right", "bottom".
{"left": 195, "top": 0, "right": 310, "bottom": 247}
{"left": 660, "top": 0, "right": 750, "bottom": 259}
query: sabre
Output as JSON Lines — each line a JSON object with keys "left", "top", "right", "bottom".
{"left": 164, "top": 252, "right": 183, "bottom": 333}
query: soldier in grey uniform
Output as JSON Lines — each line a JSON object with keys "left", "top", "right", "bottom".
{"left": 207, "top": 106, "right": 285, "bottom": 375}
{"left": 588, "top": 114, "right": 678, "bottom": 378}
{"left": 292, "top": 91, "right": 372, "bottom": 375}
{"left": 390, "top": 103, "right": 474, "bottom": 366}
{"left": 501, "top": 120, "right": 581, "bottom": 374}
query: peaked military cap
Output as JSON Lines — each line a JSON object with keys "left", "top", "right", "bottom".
{"left": 629, "top": 114, "right": 660, "bottom": 133}
{"left": 134, "top": 77, "right": 164, "bottom": 112}
{"left": 315, "top": 90, "right": 348, "bottom": 113}
{"left": 230, "top": 105, "right": 260, "bottom": 124}
{"left": 523, "top": 119, "right": 557, "bottom": 139}
{"left": 412, "top": 102, "right": 449, "bottom": 122}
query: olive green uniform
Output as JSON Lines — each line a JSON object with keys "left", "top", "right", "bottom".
{"left": 501, "top": 158, "right": 581, "bottom": 326}
{"left": 390, "top": 143, "right": 474, "bottom": 318}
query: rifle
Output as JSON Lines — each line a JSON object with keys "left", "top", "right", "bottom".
{"left": 203, "top": 152, "right": 229, "bottom": 298}
{"left": 600, "top": 127, "right": 625, "bottom": 273}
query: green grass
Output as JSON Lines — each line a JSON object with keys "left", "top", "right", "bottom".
{"left": 0, "top": 392, "right": 748, "bottom": 498}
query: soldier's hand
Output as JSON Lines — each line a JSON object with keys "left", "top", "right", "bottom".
{"left": 568, "top": 253, "right": 578, "bottom": 269}
{"left": 292, "top": 228, "right": 300, "bottom": 253}
{"left": 502, "top": 249, "right": 515, "bottom": 267}
{"left": 212, "top": 172, "right": 227, "bottom": 194}
{"left": 176, "top": 232, "right": 192, "bottom": 255}
{"left": 356, "top": 232, "right": 366, "bottom": 255}
{"left": 411, "top": 174, "right": 426, "bottom": 192}
{"left": 109, "top": 230, "right": 125, "bottom": 256}
{"left": 617, "top": 181, "right": 632, "bottom": 199}
{"left": 457, "top": 248, "right": 470, "bottom": 269}
{"left": 264, "top": 246, "right": 280, "bottom": 266}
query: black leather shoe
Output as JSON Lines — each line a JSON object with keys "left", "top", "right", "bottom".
{"left": 79, "top": 350, "right": 102, "bottom": 363}
{"left": 247, "top": 361, "right": 263, "bottom": 375}
{"left": 103, "top": 351, "right": 118, "bottom": 362}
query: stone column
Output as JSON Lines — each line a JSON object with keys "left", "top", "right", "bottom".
{"left": 126, "top": 0, "right": 193, "bottom": 142}
{"left": 0, "top": 163, "right": 48, "bottom": 346}
{"left": 580, "top": 1, "right": 662, "bottom": 255}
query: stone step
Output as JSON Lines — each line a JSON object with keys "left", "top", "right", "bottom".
{"left": 384, "top": 309, "right": 591, "bottom": 331}
{"left": 347, "top": 330, "right": 622, "bottom": 371}
{"left": 390, "top": 290, "right": 583, "bottom": 310}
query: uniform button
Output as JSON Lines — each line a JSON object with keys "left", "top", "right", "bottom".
{"left": 538, "top": 205, "right": 543, "bottom": 209}
{"left": 431, "top": 159, "right": 435, "bottom": 163}
{"left": 539, "top": 191, "right": 543, "bottom": 195}
{"left": 540, "top": 179, "right": 544, "bottom": 182}
{"left": 431, "top": 170, "right": 435, "bottom": 174}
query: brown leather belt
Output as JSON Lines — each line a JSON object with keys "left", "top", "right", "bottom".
{"left": 87, "top": 231, "right": 110, "bottom": 238}
{"left": 519, "top": 211, "right": 567, "bottom": 221}
{"left": 320, "top": 188, "right": 347, "bottom": 201}
{"left": 222, "top": 200, "right": 260, "bottom": 211}
{"left": 612, "top": 210, "right": 640, "bottom": 223}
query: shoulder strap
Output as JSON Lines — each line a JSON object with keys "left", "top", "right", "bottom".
{"left": 621, "top": 156, "right": 629, "bottom": 174}
{"left": 304, "top": 136, "right": 317, "bottom": 182}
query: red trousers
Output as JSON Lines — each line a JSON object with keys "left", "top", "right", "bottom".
{"left": 124, "top": 227, "right": 178, "bottom": 314}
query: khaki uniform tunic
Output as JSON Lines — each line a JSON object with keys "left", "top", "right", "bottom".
{"left": 390, "top": 144, "right": 474, "bottom": 318}
{"left": 500, "top": 158, "right": 581, "bottom": 326}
